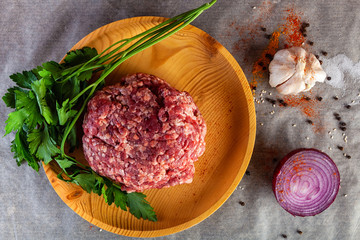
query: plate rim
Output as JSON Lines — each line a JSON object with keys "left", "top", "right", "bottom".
{"left": 43, "top": 16, "right": 256, "bottom": 237}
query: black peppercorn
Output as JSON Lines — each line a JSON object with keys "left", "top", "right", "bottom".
{"left": 337, "top": 146, "right": 344, "bottom": 151}
{"left": 321, "top": 51, "right": 328, "bottom": 56}
{"left": 265, "top": 98, "right": 276, "bottom": 104}
{"left": 339, "top": 122, "right": 346, "bottom": 126}
{"left": 306, "top": 119, "right": 313, "bottom": 124}
{"left": 265, "top": 53, "right": 273, "bottom": 60}
{"left": 278, "top": 99, "right": 288, "bottom": 107}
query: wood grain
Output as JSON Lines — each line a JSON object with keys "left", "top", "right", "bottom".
{"left": 43, "top": 16, "right": 256, "bottom": 237}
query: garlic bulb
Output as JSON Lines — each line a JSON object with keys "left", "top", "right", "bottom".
{"left": 269, "top": 47, "right": 326, "bottom": 95}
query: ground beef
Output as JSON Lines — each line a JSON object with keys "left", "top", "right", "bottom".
{"left": 82, "top": 73, "right": 206, "bottom": 192}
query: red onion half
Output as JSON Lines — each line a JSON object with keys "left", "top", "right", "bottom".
{"left": 273, "top": 148, "right": 340, "bottom": 217}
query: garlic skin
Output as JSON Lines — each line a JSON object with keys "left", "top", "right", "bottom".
{"left": 269, "top": 47, "right": 326, "bottom": 95}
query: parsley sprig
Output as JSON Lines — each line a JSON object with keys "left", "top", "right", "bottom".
{"left": 3, "top": 0, "right": 216, "bottom": 221}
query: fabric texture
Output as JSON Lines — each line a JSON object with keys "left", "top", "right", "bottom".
{"left": 0, "top": 0, "right": 359, "bottom": 239}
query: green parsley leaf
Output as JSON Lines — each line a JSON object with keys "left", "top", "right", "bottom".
{"left": 73, "top": 173, "right": 96, "bottom": 193}
{"left": 63, "top": 47, "right": 98, "bottom": 67}
{"left": 78, "top": 69, "right": 94, "bottom": 82}
{"left": 92, "top": 175, "right": 105, "bottom": 196}
{"left": 10, "top": 71, "right": 37, "bottom": 89}
{"left": 5, "top": 109, "right": 27, "bottom": 135}
{"left": 11, "top": 128, "right": 39, "bottom": 171}
{"left": 2, "top": 87, "right": 24, "bottom": 108}
{"left": 4, "top": 90, "right": 44, "bottom": 135}
{"left": 53, "top": 77, "right": 81, "bottom": 103}
{"left": 56, "top": 99, "right": 77, "bottom": 126}
{"left": 55, "top": 156, "right": 76, "bottom": 169}
{"left": 102, "top": 185, "right": 115, "bottom": 206}
{"left": 127, "top": 192, "right": 157, "bottom": 221}
{"left": 42, "top": 61, "right": 63, "bottom": 80}
{"left": 113, "top": 187, "right": 128, "bottom": 211}
{"left": 31, "top": 79, "right": 56, "bottom": 125}
{"left": 16, "top": 90, "right": 43, "bottom": 129}
{"left": 28, "top": 126, "right": 60, "bottom": 164}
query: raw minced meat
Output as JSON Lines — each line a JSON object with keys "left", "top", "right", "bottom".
{"left": 82, "top": 73, "right": 206, "bottom": 192}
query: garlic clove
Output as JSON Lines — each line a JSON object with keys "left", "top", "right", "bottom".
{"left": 269, "top": 50, "right": 296, "bottom": 87}
{"left": 276, "top": 72, "right": 306, "bottom": 95}
{"left": 303, "top": 53, "right": 327, "bottom": 91}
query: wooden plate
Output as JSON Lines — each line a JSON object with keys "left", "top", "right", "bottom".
{"left": 43, "top": 16, "right": 256, "bottom": 237}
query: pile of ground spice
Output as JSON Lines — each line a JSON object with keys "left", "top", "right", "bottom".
{"left": 281, "top": 8, "right": 306, "bottom": 48}
{"left": 248, "top": 8, "right": 306, "bottom": 91}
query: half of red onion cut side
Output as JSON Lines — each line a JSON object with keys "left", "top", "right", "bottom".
{"left": 272, "top": 148, "right": 340, "bottom": 217}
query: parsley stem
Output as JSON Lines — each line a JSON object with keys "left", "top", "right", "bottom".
{"left": 65, "top": 154, "right": 88, "bottom": 169}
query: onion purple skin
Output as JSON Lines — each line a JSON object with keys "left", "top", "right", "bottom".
{"left": 272, "top": 148, "right": 340, "bottom": 217}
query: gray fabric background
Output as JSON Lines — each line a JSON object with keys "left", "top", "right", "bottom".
{"left": 1, "top": 0, "right": 359, "bottom": 239}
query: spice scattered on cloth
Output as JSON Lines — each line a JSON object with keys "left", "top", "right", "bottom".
{"left": 229, "top": 1, "right": 275, "bottom": 56}
{"left": 251, "top": 31, "right": 280, "bottom": 91}
{"left": 281, "top": 8, "right": 306, "bottom": 48}
{"left": 282, "top": 93, "right": 324, "bottom": 133}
